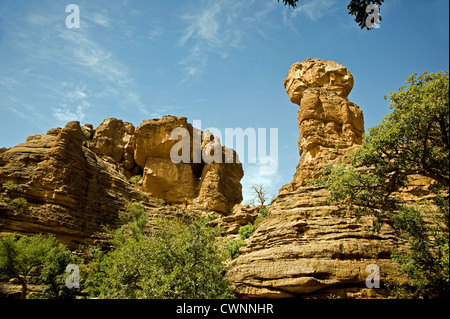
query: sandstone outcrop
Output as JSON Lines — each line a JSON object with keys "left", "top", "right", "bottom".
{"left": 133, "top": 117, "right": 200, "bottom": 203}
{"left": 0, "top": 121, "right": 145, "bottom": 248}
{"left": 225, "top": 59, "right": 410, "bottom": 298}
{"left": 0, "top": 116, "right": 243, "bottom": 248}
{"left": 91, "top": 118, "right": 137, "bottom": 174}
{"left": 132, "top": 116, "right": 243, "bottom": 212}
{"left": 282, "top": 58, "right": 364, "bottom": 191}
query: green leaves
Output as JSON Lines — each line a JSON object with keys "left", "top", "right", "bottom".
{"left": 347, "top": 0, "right": 384, "bottom": 30}
{"left": 91, "top": 203, "right": 233, "bottom": 299}
{"left": 238, "top": 223, "right": 255, "bottom": 240}
{"left": 391, "top": 202, "right": 449, "bottom": 295}
{"left": 0, "top": 233, "right": 78, "bottom": 298}
{"left": 278, "top": 0, "right": 386, "bottom": 30}
{"left": 316, "top": 164, "right": 397, "bottom": 230}
{"left": 354, "top": 71, "right": 449, "bottom": 188}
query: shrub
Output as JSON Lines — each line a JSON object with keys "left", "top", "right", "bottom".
{"left": 227, "top": 239, "right": 246, "bottom": 259}
{"left": 259, "top": 208, "right": 269, "bottom": 218}
{"left": 10, "top": 197, "right": 28, "bottom": 212}
{"left": 4, "top": 181, "right": 17, "bottom": 191}
{"left": 129, "top": 175, "right": 142, "bottom": 185}
{"left": 155, "top": 198, "right": 165, "bottom": 205}
{"left": 239, "top": 223, "right": 255, "bottom": 240}
{"left": 82, "top": 131, "right": 91, "bottom": 141}
{"left": 89, "top": 205, "right": 233, "bottom": 298}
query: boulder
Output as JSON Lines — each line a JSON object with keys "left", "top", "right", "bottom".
{"left": 91, "top": 117, "right": 134, "bottom": 164}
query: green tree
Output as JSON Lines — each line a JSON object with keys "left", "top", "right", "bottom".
{"left": 316, "top": 70, "right": 449, "bottom": 297}
{"left": 88, "top": 202, "right": 233, "bottom": 299}
{"left": 0, "top": 233, "right": 78, "bottom": 299}
{"left": 38, "top": 244, "right": 80, "bottom": 299}
{"left": 279, "top": 0, "right": 384, "bottom": 29}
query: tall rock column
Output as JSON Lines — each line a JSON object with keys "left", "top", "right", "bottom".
{"left": 282, "top": 58, "right": 364, "bottom": 192}
{"left": 225, "top": 59, "right": 407, "bottom": 299}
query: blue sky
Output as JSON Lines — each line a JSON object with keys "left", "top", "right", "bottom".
{"left": 0, "top": 0, "right": 448, "bottom": 202}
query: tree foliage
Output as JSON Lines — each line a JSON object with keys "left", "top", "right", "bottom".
{"left": 84, "top": 202, "right": 233, "bottom": 299}
{"left": 278, "top": 0, "right": 385, "bottom": 29}
{"left": 316, "top": 70, "right": 449, "bottom": 297}
{"left": 0, "top": 233, "right": 79, "bottom": 299}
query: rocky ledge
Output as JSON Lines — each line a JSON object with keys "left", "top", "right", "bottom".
{"left": 0, "top": 116, "right": 243, "bottom": 248}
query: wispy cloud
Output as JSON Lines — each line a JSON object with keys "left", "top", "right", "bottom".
{"left": 147, "top": 26, "right": 164, "bottom": 40}
{"left": 1, "top": 1, "right": 150, "bottom": 126}
{"left": 177, "top": 0, "right": 277, "bottom": 83}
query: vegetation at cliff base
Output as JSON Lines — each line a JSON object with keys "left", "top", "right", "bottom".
{"left": 0, "top": 203, "right": 234, "bottom": 299}
{"left": 0, "top": 233, "right": 79, "bottom": 299}
{"left": 82, "top": 202, "right": 233, "bottom": 299}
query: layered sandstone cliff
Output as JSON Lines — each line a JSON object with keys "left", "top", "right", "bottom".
{"left": 0, "top": 116, "right": 243, "bottom": 248}
{"left": 225, "top": 59, "right": 410, "bottom": 298}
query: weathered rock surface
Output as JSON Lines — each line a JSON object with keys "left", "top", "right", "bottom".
{"left": 225, "top": 186, "right": 407, "bottom": 298}
{"left": 282, "top": 58, "right": 364, "bottom": 191}
{"left": 0, "top": 121, "right": 145, "bottom": 248}
{"left": 225, "top": 59, "right": 411, "bottom": 298}
{"left": 206, "top": 204, "right": 260, "bottom": 235}
{"left": 91, "top": 117, "right": 136, "bottom": 173}
{"left": 196, "top": 146, "right": 244, "bottom": 214}
{"left": 133, "top": 116, "right": 243, "bottom": 212}
{"left": 0, "top": 116, "right": 243, "bottom": 248}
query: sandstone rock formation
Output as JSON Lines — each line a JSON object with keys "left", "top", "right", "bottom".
{"left": 282, "top": 58, "right": 364, "bottom": 191}
{"left": 225, "top": 59, "right": 409, "bottom": 298}
{"left": 133, "top": 117, "right": 199, "bottom": 202}
{"left": 132, "top": 116, "right": 243, "bottom": 212}
{"left": 91, "top": 118, "right": 137, "bottom": 173}
{"left": 0, "top": 121, "right": 144, "bottom": 248}
{"left": 0, "top": 116, "right": 243, "bottom": 248}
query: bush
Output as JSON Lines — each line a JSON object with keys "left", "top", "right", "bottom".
{"left": 227, "top": 239, "right": 246, "bottom": 259}
{"left": 10, "top": 197, "right": 28, "bottom": 212}
{"left": 129, "top": 175, "right": 142, "bottom": 185}
{"left": 157, "top": 198, "right": 165, "bottom": 204}
{"left": 4, "top": 181, "right": 17, "bottom": 191}
{"left": 82, "top": 131, "right": 91, "bottom": 141}
{"left": 259, "top": 208, "right": 269, "bottom": 218}
{"left": 239, "top": 223, "right": 255, "bottom": 240}
{"left": 87, "top": 204, "right": 233, "bottom": 299}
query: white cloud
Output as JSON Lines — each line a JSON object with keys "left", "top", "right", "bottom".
{"left": 177, "top": 0, "right": 277, "bottom": 82}
{"left": 53, "top": 102, "right": 88, "bottom": 123}
{"left": 92, "top": 13, "right": 111, "bottom": 27}
{"left": 297, "top": 0, "right": 337, "bottom": 20}
{"left": 179, "top": 3, "right": 222, "bottom": 49}
{"left": 147, "top": 26, "right": 164, "bottom": 40}
{"left": 3, "top": 3, "right": 150, "bottom": 127}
